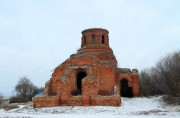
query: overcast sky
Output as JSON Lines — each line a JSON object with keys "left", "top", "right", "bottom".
{"left": 0, "top": 0, "right": 180, "bottom": 96}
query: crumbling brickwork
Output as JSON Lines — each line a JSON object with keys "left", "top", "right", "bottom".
{"left": 33, "top": 28, "right": 139, "bottom": 108}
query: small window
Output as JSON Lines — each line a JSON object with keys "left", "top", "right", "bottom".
{"left": 102, "top": 35, "right": 105, "bottom": 44}
{"left": 84, "top": 36, "right": 86, "bottom": 44}
{"left": 92, "top": 35, "right": 95, "bottom": 44}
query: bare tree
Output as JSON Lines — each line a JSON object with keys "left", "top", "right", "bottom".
{"left": 139, "top": 68, "right": 165, "bottom": 96}
{"left": 156, "top": 51, "right": 180, "bottom": 96}
{"left": 140, "top": 51, "right": 180, "bottom": 97}
{"left": 14, "top": 77, "right": 36, "bottom": 101}
{"left": 140, "top": 69, "right": 153, "bottom": 96}
{"left": 10, "top": 76, "right": 45, "bottom": 103}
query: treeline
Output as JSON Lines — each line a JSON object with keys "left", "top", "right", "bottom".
{"left": 10, "top": 77, "right": 44, "bottom": 103}
{"left": 140, "top": 50, "right": 180, "bottom": 97}
{"left": 0, "top": 92, "right": 3, "bottom": 104}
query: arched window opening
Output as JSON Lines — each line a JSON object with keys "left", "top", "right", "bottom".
{"left": 76, "top": 71, "right": 87, "bottom": 95}
{"left": 120, "top": 79, "right": 133, "bottom": 97}
{"left": 84, "top": 36, "right": 86, "bottom": 44}
{"left": 102, "top": 35, "right": 105, "bottom": 44}
{"left": 92, "top": 35, "right": 95, "bottom": 44}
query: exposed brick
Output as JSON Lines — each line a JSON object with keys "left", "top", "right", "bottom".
{"left": 33, "top": 28, "right": 139, "bottom": 108}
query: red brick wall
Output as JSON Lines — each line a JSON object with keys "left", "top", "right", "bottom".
{"left": 33, "top": 28, "right": 139, "bottom": 108}
{"left": 33, "top": 96, "right": 59, "bottom": 108}
{"left": 116, "top": 70, "right": 140, "bottom": 97}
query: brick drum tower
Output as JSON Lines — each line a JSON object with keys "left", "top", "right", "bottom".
{"left": 33, "top": 28, "right": 139, "bottom": 108}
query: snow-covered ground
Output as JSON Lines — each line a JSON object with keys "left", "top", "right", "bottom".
{"left": 0, "top": 96, "right": 179, "bottom": 118}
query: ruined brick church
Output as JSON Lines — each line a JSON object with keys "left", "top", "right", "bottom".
{"left": 33, "top": 28, "right": 139, "bottom": 108}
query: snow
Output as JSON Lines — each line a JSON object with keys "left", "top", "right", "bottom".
{"left": 0, "top": 96, "right": 179, "bottom": 118}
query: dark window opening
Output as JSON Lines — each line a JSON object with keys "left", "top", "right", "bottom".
{"left": 120, "top": 79, "right": 133, "bottom": 97}
{"left": 76, "top": 71, "right": 87, "bottom": 95}
{"left": 92, "top": 35, "right": 95, "bottom": 44}
{"left": 102, "top": 35, "right": 105, "bottom": 44}
{"left": 84, "top": 36, "right": 86, "bottom": 44}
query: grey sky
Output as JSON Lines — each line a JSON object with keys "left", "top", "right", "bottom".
{"left": 0, "top": 0, "right": 180, "bottom": 96}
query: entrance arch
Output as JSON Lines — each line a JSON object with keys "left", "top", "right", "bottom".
{"left": 120, "top": 79, "right": 133, "bottom": 97}
{"left": 76, "top": 71, "right": 87, "bottom": 95}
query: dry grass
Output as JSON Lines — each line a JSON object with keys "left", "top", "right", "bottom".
{"left": 2, "top": 104, "right": 19, "bottom": 111}
{"left": 162, "top": 95, "right": 180, "bottom": 105}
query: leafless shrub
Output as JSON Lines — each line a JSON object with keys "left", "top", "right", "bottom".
{"left": 0, "top": 92, "right": 3, "bottom": 105}
{"left": 162, "top": 95, "right": 180, "bottom": 105}
{"left": 10, "top": 96, "right": 29, "bottom": 103}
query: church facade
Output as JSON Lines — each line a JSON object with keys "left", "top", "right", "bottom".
{"left": 33, "top": 28, "right": 139, "bottom": 108}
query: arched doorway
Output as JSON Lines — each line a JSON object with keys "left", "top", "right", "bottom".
{"left": 76, "top": 71, "right": 87, "bottom": 95}
{"left": 120, "top": 79, "right": 133, "bottom": 97}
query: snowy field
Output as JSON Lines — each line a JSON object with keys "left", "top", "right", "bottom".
{"left": 0, "top": 96, "right": 179, "bottom": 118}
